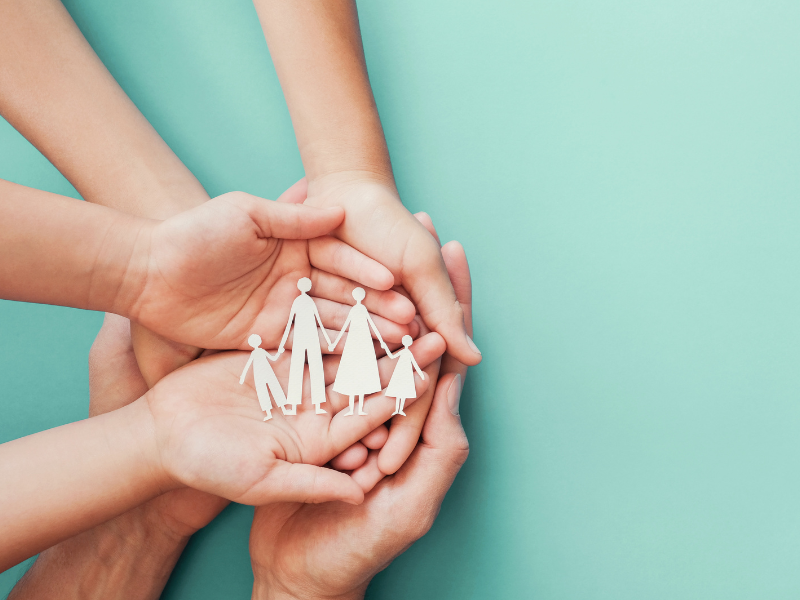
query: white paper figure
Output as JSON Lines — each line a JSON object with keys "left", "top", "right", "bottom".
{"left": 278, "top": 277, "right": 333, "bottom": 415}
{"left": 384, "top": 335, "right": 425, "bottom": 416}
{"left": 328, "top": 287, "right": 389, "bottom": 416}
{"left": 239, "top": 334, "right": 286, "bottom": 421}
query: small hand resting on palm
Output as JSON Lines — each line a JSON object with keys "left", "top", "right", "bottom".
{"left": 0, "top": 332, "right": 445, "bottom": 572}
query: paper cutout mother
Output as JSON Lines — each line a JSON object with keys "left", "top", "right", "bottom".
{"left": 278, "top": 277, "right": 333, "bottom": 415}
{"left": 328, "top": 287, "right": 389, "bottom": 416}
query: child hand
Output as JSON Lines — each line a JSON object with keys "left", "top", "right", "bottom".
{"left": 305, "top": 174, "right": 482, "bottom": 366}
{"left": 144, "top": 331, "right": 445, "bottom": 505}
{"left": 124, "top": 191, "right": 414, "bottom": 352}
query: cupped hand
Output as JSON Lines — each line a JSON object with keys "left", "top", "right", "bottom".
{"left": 144, "top": 330, "right": 446, "bottom": 505}
{"left": 248, "top": 239, "right": 473, "bottom": 600}
{"left": 126, "top": 187, "right": 416, "bottom": 355}
{"left": 305, "top": 172, "right": 481, "bottom": 366}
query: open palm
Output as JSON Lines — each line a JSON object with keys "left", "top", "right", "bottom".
{"left": 145, "top": 331, "right": 446, "bottom": 505}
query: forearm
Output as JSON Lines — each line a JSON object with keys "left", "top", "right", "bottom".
{"left": 254, "top": 0, "right": 392, "bottom": 182}
{"left": 8, "top": 504, "right": 188, "bottom": 600}
{"left": 0, "top": 180, "right": 148, "bottom": 314}
{"left": 0, "top": 0, "right": 208, "bottom": 218}
{"left": 0, "top": 399, "right": 172, "bottom": 571}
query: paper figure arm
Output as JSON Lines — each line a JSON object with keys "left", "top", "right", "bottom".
{"left": 278, "top": 306, "right": 296, "bottom": 351}
{"left": 313, "top": 302, "right": 334, "bottom": 347}
{"left": 265, "top": 350, "right": 281, "bottom": 361}
{"left": 384, "top": 345, "right": 397, "bottom": 359}
{"left": 366, "top": 311, "right": 389, "bottom": 351}
{"left": 409, "top": 352, "right": 426, "bottom": 380}
{"left": 239, "top": 353, "right": 255, "bottom": 385}
{"left": 328, "top": 312, "right": 352, "bottom": 351}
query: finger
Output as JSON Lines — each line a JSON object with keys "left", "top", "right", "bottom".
{"left": 414, "top": 212, "right": 441, "bottom": 246}
{"left": 440, "top": 241, "right": 473, "bottom": 378}
{"left": 310, "top": 236, "right": 395, "bottom": 291}
{"left": 328, "top": 374, "right": 431, "bottom": 453}
{"left": 377, "top": 358, "right": 441, "bottom": 475}
{"left": 349, "top": 451, "right": 387, "bottom": 494}
{"left": 130, "top": 324, "right": 202, "bottom": 388}
{"left": 383, "top": 373, "right": 469, "bottom": 512}
{"left": 315, "top": 297, "right": 416, "bottom": 344}
{"left": 239, "top": 462, "right": 364, "bottom": 506}
{"left": 89, "top": 315, "right": 148, "bottom": 415}
{"left": 310, "top": 269, "right": 416, "bottom": 324}
{"left": 361, "top": 425, "right": 389, "bottom": 450}
{"left": 231, "top": 193, "right": 345, "bottom": 240}
{"left": 275, "top": 178, "right": 308, "bottom": 205}
{"left": 330, "top": 442, "right": 369, "bottom": 471}
{"left": 401, "top": 227, "right": 481, "bottom": 366}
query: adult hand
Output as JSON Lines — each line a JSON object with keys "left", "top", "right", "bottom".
{"left": 248, "top": 238, "right": 473, "bottom": 600}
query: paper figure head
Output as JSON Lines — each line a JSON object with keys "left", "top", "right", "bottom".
{"left": 352, "top": 287, "right": 366, "bottom": 302}
{"left": 248, "top": 333, "right": 262, "bottom": 348}
{"left": 297, "top": 277, "right": 312, "bottom": 293}
{"left": 402, "top": 335, "right": 413, "bottom": 348}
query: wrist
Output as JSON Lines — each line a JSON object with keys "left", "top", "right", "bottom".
{"left": 251, "top": 573, "right": 366, "bottom": 600}
{"left": 110, "top": 218, "right": 155, "bottom": 322}
{"left": 121, "top": 395, "right": 177, "bottom": 497}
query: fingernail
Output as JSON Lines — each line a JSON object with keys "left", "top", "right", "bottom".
{"left": 447, "top": 374, "right": 462, "bottom": 416}
{"left": 466, "top": 335, "right": 481, "bottom": 356}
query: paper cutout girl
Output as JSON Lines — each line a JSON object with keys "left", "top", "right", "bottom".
{"left": 239, "top": 334, "right": 286, "bottom": 421}
{"left": 384, "top": 335, "right": 425, "bottom": 416}
{"left": 328, "top": 287, "right": 388, "bottom": 416}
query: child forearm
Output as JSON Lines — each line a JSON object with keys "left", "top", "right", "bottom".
{"left": 253, "top": 0, "right": 393, "bottom": 182}
{"left": 0, "top": 179, "right": 149, "bottom": 316}
{"left": 0, "top": 0, "right": 208, "bottom": 219}
{"left": 0, "top": 399, "right": 172, "bottom": 572}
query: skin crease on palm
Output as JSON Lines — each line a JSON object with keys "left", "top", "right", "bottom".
{"left": 249, "top": 230, "right": 474, "bottom": 600}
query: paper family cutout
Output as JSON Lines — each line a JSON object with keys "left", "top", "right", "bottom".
{"left": 240, "top": 278, "right": 424, "bottom": 420}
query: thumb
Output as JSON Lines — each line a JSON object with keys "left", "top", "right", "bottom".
{"left": 239, "top": 462, "right": 365, "bottom": 506}
{"left": 276, "top": 177, "right": 308, "bottom": 204}
{"left": 230, "top": 193, "right": 344, "bottom": 240}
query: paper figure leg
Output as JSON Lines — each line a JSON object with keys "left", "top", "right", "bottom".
{"left": 255, "top": 383, "right": 274, "bottom": 421}
{"left": 392, "top": 397, "right": 401, "bottom": 416}
{"left": 285, "top": 347, "right": 307, "bottom": 415}
{"left": 345, "top": 395, "right": 355, "bottom": 416}
{"left": 398, "top": 398, "right": 407, "bottom": 417}
{"left": 357, "top": 394, "right": 367, "bottom": 416}
{"left": 306, "top": 343, "right": 327, "bottom": 414}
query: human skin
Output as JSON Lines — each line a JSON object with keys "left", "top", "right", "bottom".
{"left": 0, "top": 330, "right": 445, "bottom": 573}
{"left": 249, "top": 237, "right": 473, "bottom": 600}
{"left": 0, "top": 182, "right": 418, "bottom": 349}
{"left": 253, "top": 0, "right": 480, "bottom": 483}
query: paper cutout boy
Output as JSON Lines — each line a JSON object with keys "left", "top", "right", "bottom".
{"left": 239, "top": 333, "right": 286, "bottom": 421}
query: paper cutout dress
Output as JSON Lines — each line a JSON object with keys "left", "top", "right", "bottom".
{"left": 329, "top": 287, "right": 387, "bottom": 416}
{"left": 240, "top": 334, "right": 286, "bottom": 421}
{"left": 384, "top": 335, "right": 425, "bottom": 416}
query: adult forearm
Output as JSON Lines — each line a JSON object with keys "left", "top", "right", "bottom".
{"left": 254, "top": 0, "right": 393, "bottom": 182}
{"left": 8, "top": 505, "right": 188, "bottom": 600}
{"left": 251, "top": 577, "right": 366, "bottom": 600}
{"left": 0, "top": 180, "right": 149, "bottom": 315}
{"left": 0, "top": 399, "right": 171, "bottom": 572}
{"left": 0, "top": 0, "right": 208, "bottom": 218}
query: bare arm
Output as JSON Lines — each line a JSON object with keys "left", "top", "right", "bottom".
{"left": 0, "top": 180, "right": 148, "bottom": 315}
{"left": 253, "top": 0, "right": 480, "bottom": 366}
{"left": 0, "top": 400, "right": 170, "bottom": 572}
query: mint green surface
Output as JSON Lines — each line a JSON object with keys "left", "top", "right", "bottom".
{"left": 3, "top": 0, "right": 800, "bottom": 598}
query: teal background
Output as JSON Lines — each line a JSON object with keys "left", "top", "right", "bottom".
{"left": 2, "top": 0, "right": 800, "bottom": 597}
